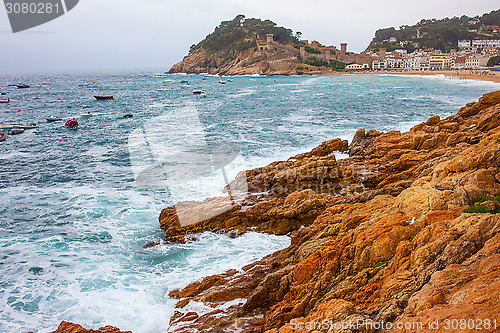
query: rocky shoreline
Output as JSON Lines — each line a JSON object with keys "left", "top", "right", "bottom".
{"left": 54, "top": 91, "right": 500, "bottom": 332}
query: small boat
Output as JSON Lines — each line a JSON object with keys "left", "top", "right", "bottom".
{"left": 122, "top": 113, "right": 133, "bottom": 119}
{"left": 19, "top": 123, "right": 38, "bottom": 129}
{"left": 0, "top": 123, "right": 38, "bottom": 130}
{"left": 9, "top": 128, "right": 24, "bottom": 135}
{"left": 180, "top": 80, "right": 189, "bottom": 84}
{"left": 79, "top": 81, "right": 101, "bottom": 88}
{"left": 80, "top": 111, "right": 94, "bottom": 118}
{"left": 94, "top": 95, "right": 114, "bottom": 100}
{"left": 46, "top": 116, "right": 62, "bottom": 122}
{"left": 180, "top": 84, "right": 190, "bottom": 88}
{"left": 158, "top": 88, "right": 170, "bottom": 92}
{"left": 192, "top": 89, "right": 204, "bottom": 94}
{"left": 164, "top": 79, "right": 175, "bottom": 83}
{"left": 0, "top": 98, "right": 9, "bottom": 103}
{"left": 0, "top": 133, "right": 5, "bottom": 142}
{"left": 1, "top": 92, "right": 6, "bottom": 95}
{"left": 65, "top": 119, "right": 78, "bottom": 128}
{"left": 218, "top": 80, "right": 226, "bottom": 84}
{"left": 41, "top": 82, "right": 52, "bottom": 85}
{"left": 17, "top": 85, "right": 30, "bottom": 89}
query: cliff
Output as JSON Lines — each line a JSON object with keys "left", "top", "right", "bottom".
{"left": 168, "top": 47, "right": 302, "bottom": 76}
{"left": 161, "top": 90, "right": 500, "bottom": 332}
{"left": 55, "top": 90, "right": 500, "bottom": 332}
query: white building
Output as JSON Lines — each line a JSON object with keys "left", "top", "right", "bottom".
{"left": 458, "top": 40, "right": 471, "bottom": 49}
{"left": 372, "top": 60, "right": 388, "bottom": 70}
{"left": 404, "top": 57, "right": 421, "bottom": 70}
{"left": 429, "top": 55, "right": 453, "bottom": 69}
{"left": 471, "top": 39, "right": 500, "bottom": 49}
{"left": 387, "top": 57, "right": 405, "bottom": 69}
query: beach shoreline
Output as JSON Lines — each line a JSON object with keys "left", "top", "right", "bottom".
{"left": 343, "top": 69, "right": 500, "bottom": 83}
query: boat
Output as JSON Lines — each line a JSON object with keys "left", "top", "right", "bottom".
{"left": 94, "top": 95, "right": 114, "bottom": 100}
{"left": 180, "top": 80, "right": 189, "bottom": 84}
{"left": 0, "top": 98, "right": 9, "bottom": 103}
{"left": 65, "top": 119, "right": 78, "bottom": 128}
{"left": 164, "top": 79, "right": 175, "bottom": 83}
{"left": 0, "top": 123, "right": 38, "bottom": 130}
{"left": 41, "top": 82, "right": 52, "bottom": 85}
{"left": 80, "top": 111, "right": 94, "bottom": 118}
{"left": 17, "top": 84, "right": 30, "bottom": 89}
{"left": 1, "top": 92, "right": 6, "bottom": 95}
{"left": 122, "top": 113, "right": 133, "bottom": 119}
{"left": 79, "top": 81, "right": 101, "bottom": 88}
{"left": 218, "top": 80, "right": 226, "bottom": 84}
{"left": 9, "top": 128, "right": 24, "bottom": 135}
{"left": 180, "top": 84, "right": 190, "bottom": 88}
{"left": 0, "top": 133, "right": 5, "bottom": 142}
{"left": 46, "top": 116, "right": 62, "bottom": 122}
{"left": 158, "top": 88, "right": 170, "bottom": 92}
{"left": 192, "top": 89, "right": 205, "bottom": 94}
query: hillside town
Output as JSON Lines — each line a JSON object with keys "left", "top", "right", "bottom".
{"left": 342, "top": 38, "right": 500, "bottom": 71}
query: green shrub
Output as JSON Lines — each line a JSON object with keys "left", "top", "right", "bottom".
{"left": 464, "top": 194, "right": 500, "bottom": 213}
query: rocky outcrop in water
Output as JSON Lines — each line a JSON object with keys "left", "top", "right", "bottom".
{"left": 168, "top": 48, "right": 302, "bottom": 76}
{"left": 51, "top": 321, "right": 131, "bottom": 333}
{"left": 162, "top": 90, "right": 500, "bottom": 332}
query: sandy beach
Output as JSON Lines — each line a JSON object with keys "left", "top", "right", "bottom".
{"left": 344, "top": 69, "right": 500, "bottom": 83}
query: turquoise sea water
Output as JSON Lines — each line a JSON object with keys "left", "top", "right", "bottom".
{"left": 0, "top": 72, "right": 498, "bottom": 332}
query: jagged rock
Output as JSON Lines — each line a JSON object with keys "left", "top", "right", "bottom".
{"left": 52, "top": 321, "right": 130, "bottom": 333}
{"left": 159, "top": 90, "right": 500, "bottom": 333}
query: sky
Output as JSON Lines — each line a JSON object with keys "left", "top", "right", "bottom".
{"left": 0, "top": 0, "right": 498, "bottom": 72}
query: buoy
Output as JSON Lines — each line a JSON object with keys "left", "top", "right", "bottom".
{"left": 18, "top": 109, "right": 21, "bottom": 111}
{"left": 59, "top": 139, "right": 62, "bottom": 142}
{"left": 60, "top": 100, "right": 63, "bottom": 103}
{"left": 112, "top": 112, "right": 115, "bottom": 114}
{"left": 200, "top": 99, "right": 203, "bottom": 102}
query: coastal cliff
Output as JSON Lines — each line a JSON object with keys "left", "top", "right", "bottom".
{"left": 55, "top": 90, "right": 500, "bottom": 332}
{"left": 160, "top": 90, "right": 500, "bottom": 332}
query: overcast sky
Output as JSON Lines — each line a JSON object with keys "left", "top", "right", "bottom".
{"left": 0, "top": 0, "right": 498, "bottom": 72}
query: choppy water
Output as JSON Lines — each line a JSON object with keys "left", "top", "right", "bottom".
{"left": 0, "top": 71, "right": 498, "bottom": 332}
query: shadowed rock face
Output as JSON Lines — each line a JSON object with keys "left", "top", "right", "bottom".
{"left": 54, "top": 90, "right": 500, "bottom": 332}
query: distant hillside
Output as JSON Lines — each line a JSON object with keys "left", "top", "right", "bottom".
{"left": 168, "top": 15, "right": 347, "bottom": 75}
{"left": 368, "top": 9, "right": 500, "bottom": 52}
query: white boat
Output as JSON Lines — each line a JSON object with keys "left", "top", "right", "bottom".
{"left": 46, "top": 116, "right": 62, "bottom": 122}
{"left": 218, "top": 80, "right": 226, "bottom": 84}
{"left": 41, "top": 82, "right": 52, "bottom": 85}
{"left": 0, "top": 134, "right": 5, "bottom": 142}
{"left": 158, "top": 88, "right": 170, "bottom": 92}
{"left": 0, "top": 98, "right": 9, "bottom": 103}
{"left": 180, "top": 84, "right": 190, "bottom": 88}
{"left": 80, "top": 111, "right": 94, "bottom": 118}
{"left": 164, "top": 79, "right": 175, "bottom": 83}
{"left": 9, "top": 128, "right": 24, "bottom": 135}
{"left": 192, "top": 89, "right": 204, "bottom": 94}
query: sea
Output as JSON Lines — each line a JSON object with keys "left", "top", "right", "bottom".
{"left": 0, "top": 71, "right": 498, "bottom": 333}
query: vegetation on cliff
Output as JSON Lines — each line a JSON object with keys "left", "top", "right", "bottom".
{"left": 368, "top": 9, "right": 500, "bottom": 52}
{"left": 191, "top": 15, "right": 298, "bottom": 54}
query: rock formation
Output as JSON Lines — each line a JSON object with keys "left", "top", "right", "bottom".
{"left": 163, "top": 90, "right": 500, "bottom": 332}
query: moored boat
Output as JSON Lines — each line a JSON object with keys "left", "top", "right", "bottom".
{"left": 9, "top": 128, "right": 24, "bottom": 135}
{"left": 94, "top": 95, "right": 114, "bottom": 100}
{"left": 17, "top": 84, "right": 30, "bottom": 89}
{"left": 122, "top": 113, "right": 133, "bottom": 119}
{"left": 158, "top": 88, "right": 170, "bottom": 92}
{"left": 192, "top": 89, "right": 205, "bottom": 94}
{"left": 46, "top": 116, "right": 62, "bottom": 122}
{"left": 79, "top": 81, "right": 101, "bottom": 88}
{"left": 0, "top": 98, "right": 9, "bottom": 103}
{"left": 0, "top": 133, "right": 5, "bottom": 142}
{"left": 80, "top": 111, "right": 94, "bottom": 118}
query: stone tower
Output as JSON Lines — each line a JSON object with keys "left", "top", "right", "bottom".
{"left": 341, "top": 43, "right": 347, "bottom": 53}
{"left": 266, "top": 34, "right": 274, "bottom": 44}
